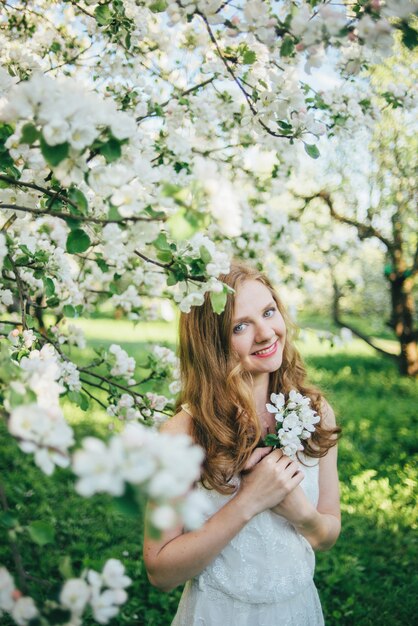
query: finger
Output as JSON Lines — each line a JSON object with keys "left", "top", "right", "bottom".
{"left": 269, "top": 448, "right": 284, "bottom": 462}
{"left": 243, "top": 446, "right": 272, "bottom": 470}
{"left": 289, "top": 471, "right": 305, "bottom": 487}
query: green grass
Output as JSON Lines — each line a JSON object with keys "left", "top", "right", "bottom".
{"left": 0, "top": 318, "right": 417, "bottom": 625}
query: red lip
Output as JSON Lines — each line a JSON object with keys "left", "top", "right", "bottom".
{"left": 251, "top": 340, "right": 278, "bottom": 358}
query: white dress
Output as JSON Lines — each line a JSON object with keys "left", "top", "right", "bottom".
{"left": 171, "top": 454, "right": 324, "bottom": 626}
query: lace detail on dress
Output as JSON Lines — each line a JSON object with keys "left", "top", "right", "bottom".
{"left": 194, "top": 456, "right": 319, "bottom": 605}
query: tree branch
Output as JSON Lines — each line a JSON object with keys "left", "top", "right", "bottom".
{"left": 199, "top": 13, "right": 294, "bottom": 140}
{"left": 331, "top": 275, "right": 398, "bottom": 360}
{"left": 136, "top": 75, "right": 217, "bottom": 122}
{"left": 319, "top": 191, "right": 393, "bottom": 249}
{"left": 0, "top": 174, "right": 79, "bottom": 211}
{"left": 6, "top": 254, "right": 26, "bottom": 329}
{"left": 0, "top": 204, "right": 162, "bottom": 225}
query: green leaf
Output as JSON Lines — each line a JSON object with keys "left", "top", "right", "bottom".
{"left": 199, "top": 245, "right": 212, "bottom": 265}
{"left": 242, "top": 49, "right": 257, "bottom": 65}
{"left": 280, "top": 35, "right": 295, "bottom": 57}
{"left": 264, "top": 434, "right": 280, "bottom": 447}
{"left": 166, "top": 271, "right": 178, "bottom": 287}
{"left": 20, "top": 123, "right": 40, "bottom": 145}
{"left": 43, "top": 277, "right": 55, "bottom": 297}
{"left": 149, "top": 0, "right": 167, "bottom": 12}
{"left": 79, "top": 393, "right": 89, "bottom": 411}
{"left": 108, "top": 204, "right": 121, "bottom": 221}
{"left": 99, "top": 137, "right": 122, "bottom": 163}
{"left": 400, "top": 21, "right": 418, "bottom": 50}
{"left": 25, "top": 314, "right": 36, "bottom": 329}
{"left": 66, "top": 229, "right": 91, "bottom": 254}
{"left": 156, "top": 250, "right": 172, "bottom": 263}
{"left": 68, "top": 187, "right": 88, "bottom": 214}
{"left": 46, "top": 296, "right": 60, "bottom": 308}
{"left": 210, "top": 289, "right": 227, "bottom": 315}
{"left": 96, "top": 257, "right": 110, "bottom": 273}
{"left": 58, "top": 555, "right": 73, "bottom": 580}
{"left": 0, "top": 511, "right": 18, "bottom": 528}
{"left": 304, "top": 143, "right": 320, "bottom": 159}
{"left": 27, "top": 521, "right": 55, "bottom": 546}
{"left": 153, "top": 233, "right": 170, "bottom": 251}
{"left": 67, "top": 391, "right": 88, "bottom": 410}
{"left": 94, "top": 4, "right": 112, "bottom": 25}
{"left": 40, "top": 136, "right": 69, "bottom": 167}
{"left": 63, "top": 304, "right": 76, "bottom": 318}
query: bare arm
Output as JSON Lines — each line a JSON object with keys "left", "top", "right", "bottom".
{"left": 143, "top": 412, "right": 304, "bottom": 591}
{"left": 271, "top": 401, "right": 341, "bottom": 551}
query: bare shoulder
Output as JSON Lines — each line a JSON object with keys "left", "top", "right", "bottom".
{"left": 320, "top": 398, "right": 337, "bottom": 428}
{"left": 159, "top": 409, "right": 193, "bottom": 437}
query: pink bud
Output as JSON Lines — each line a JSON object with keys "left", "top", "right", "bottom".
{"left": 371, "top": 0, "right": 381, "bottom": 10}
{"left": 12, "top": 589, "right": 22, "bottom": 600}
{"left": 11, "top": 329, "right": 20, "bottom": 337}
{"left": 348, "top": 31, "right": 357, "bottom": 41}
{"left": 296, "top": 42, "right": 305, "bottom": 52}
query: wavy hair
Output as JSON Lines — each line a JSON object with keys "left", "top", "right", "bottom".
{"left": 175, "top": 262, "right": 340, "bottom": 494}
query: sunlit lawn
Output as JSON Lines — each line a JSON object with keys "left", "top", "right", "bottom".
{"left": 0, "top": 317, "right": 416, "bottom": 625}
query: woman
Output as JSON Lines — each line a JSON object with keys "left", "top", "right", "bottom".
{"left": 143, "top": 262, "right": 341, "bottom": 625}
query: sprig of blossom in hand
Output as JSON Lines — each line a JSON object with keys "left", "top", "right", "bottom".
{"left": 263, "top": 390, "right": 320, "bottom": 458}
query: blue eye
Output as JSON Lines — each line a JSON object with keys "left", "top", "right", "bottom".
{"left": 233, "top": 323, "right": 246, "bottom": 334}
{"left": 264, "top": 307, "right": 276, "bottom": 318}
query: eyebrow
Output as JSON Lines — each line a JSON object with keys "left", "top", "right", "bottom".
{"left": 232, "top": 300, "right": 276, "bottom": 325}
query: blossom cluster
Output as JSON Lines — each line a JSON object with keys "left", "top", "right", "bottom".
{"left": 264, "top": 390, "right": 320, "bottom": 457}
{"left": 7, "top": 343, "right": 75, "bottom": 475}
{"left": 73, "top": 422, "right": 208, "bottom": 530}
{"left": 0, "top": 73, "right": 136, "bottom": 186}
{"left": 0, "top": 559, "right": 131, "bottom": 626}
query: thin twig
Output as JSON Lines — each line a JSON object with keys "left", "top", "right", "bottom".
{"left": 199, "top": 13, "right": 294, "bottom": 140}
{"left": 136, "top": 75, "right": 217, "bottom": 122}
{"left": 0, "top": 204, "right": 162, "bottom": 225}
{"left": 6, "top": 255, "right": 26, "bottom": 329}
{"left": 0, "top": 175, "right": 79, "bottom": 211}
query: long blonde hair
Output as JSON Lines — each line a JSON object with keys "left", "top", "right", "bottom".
{"left": 176, "top": 262, "right": 340, "bottom": 493}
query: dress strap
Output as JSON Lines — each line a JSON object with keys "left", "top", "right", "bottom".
{"left": 181, "top": 403, "right": 193, "bottom": 417}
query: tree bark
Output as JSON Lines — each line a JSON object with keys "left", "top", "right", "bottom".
{"left": 389, "top": 273, "right": 418, "bottom": 376}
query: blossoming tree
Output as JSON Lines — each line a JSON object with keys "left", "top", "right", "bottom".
{"left": 0, "top": 1, "right": 417, "bottom": 623}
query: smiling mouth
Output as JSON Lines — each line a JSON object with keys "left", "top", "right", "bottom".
{"left": 252, "top": 340, "right": 278, "bottom": 357}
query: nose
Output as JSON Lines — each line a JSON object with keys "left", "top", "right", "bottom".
{"left": 254, "top": 319, "right": 275, "bottom": 345}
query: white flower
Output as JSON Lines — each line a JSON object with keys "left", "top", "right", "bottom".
{"left": 42, "top": 119, "right": 70, "bottom": 146}
{"left": 0, "top": 567, "right": 15, "bottom": 612}
{"left": 73, "top": 437, "right": 125, "bottom": 497}
{"left": 180, "top": 490, "right": 213, "bottom": 530}
{"left": 108, "top": 344, "right": 136, "bottom": 380}
{"left": 0, "top": 289, "right": 13, "bottom": 306}
{"left": 101, "top": 559, "right": 132, "bottom": 589}
{"left": 60, "top": 578, "right": 91, "bottom": 615}
{"left": 264, "top": 391, "right": 319, "bottom": 458}
{"left": 179, "top": 292, "right": 205, "bottom": 313}
{"left": 146, "top": 392, "right": 168, "bottom": 411}
{"left": 22, "top": 329, "right": 36, "bottom": 348}
{"left": 8, "top": 403, "right": 74, "bottom": 475}
{"left": 91, "top": 588, "right": 127, "bottom": 624}
{"left": 11, "top": 596, "right": 38, "bottom": 626}
{"left": 151, "top": 504, "right": 178, "bottom": 530}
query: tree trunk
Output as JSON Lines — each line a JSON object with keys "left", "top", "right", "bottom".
{"left": 390, "top": 274, "right": 418, "bottom": 376}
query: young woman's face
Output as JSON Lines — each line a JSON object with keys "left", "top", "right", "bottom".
{"left": 230, "top": 279, "right": 286, "bottom": 378}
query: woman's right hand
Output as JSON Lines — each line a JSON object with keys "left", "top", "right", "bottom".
{"left": 236, "top": 448, "right": 304, "bottom": 519}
